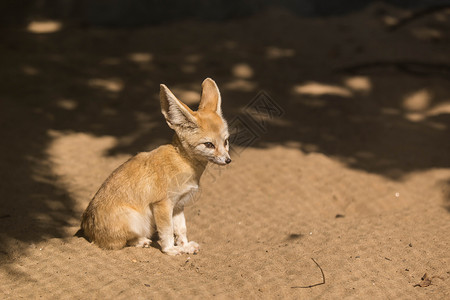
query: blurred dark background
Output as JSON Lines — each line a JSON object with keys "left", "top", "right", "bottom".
{"left": 2, "top": 0, "right": 450, "bottom": 26}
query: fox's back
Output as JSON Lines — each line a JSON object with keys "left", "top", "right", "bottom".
{"left": 86, "top": 144, "right": 195, "bottom": 210}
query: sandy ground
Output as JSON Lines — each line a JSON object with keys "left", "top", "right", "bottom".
{"left": 1, "top": 3, "right": 450, "bottom": 299}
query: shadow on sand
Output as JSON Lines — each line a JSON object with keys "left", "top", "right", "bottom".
{"left": 0, "top": 3, "right": 449, "bottom": 259}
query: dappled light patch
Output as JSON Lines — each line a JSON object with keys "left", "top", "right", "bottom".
{"left": 426, "top": 101, "right": 450, "bottom": 117}
{"left": 344, "top": 76, "right": 372, "bottom": 93}
{"left": 435, "top": 10, "right": 449, "bottom": 23}
{"left": 170, "top": 88, "right": 200, "bottom": 105}
{"left": 404, "top": 113, "right": 426, "bottom": 122}
{"left": 265, "top": 47, "right": 295, "bottom": 59}
{"left": 127, "top": 53, "right": 153, "bottom": 64}
{"left": 232, "top": 63, "right": 254, "bottom": 79}
{"left": 411, "top": 27, "right": 443, "bottom": 41}
{"left": 402, "top": 89, "right": 432, "bottom": 112}
{"left": 223, "top": 79, "right": 257, "bottom": 92}
{"left": 425, "top": 121, "right": 447, "bottom": 131}
{"left": 293, "top": 82, "right": 353, "bottom": 98}
{"left": 405, "top": 100, "right": 450, "bottom": 126}
{"left": 27, "top": 21, "right": 62, "bottom": 34}
{"left": 402, "top": 89, "right": 433, "bottom": 122}
{"left": 382, "top": 15, "right": 399, "bottom": 27}
{"left": 21, "top": 65, "right": 39, "bottom": 76}
{"left": 45, "top": 130, "right": 128, "bottom": 210}
{"left": 56, "top": 99, "right": 78, "bottom": 111}
{"left": 88, "top": 78, "right": 124, "bottom": 93}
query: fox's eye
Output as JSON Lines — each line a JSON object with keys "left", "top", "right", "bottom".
{"left": 224, "top": 139, "right": 228, "bottom": 147}
{"left": 204, "top": 142, "right": 215, "bottom": 149}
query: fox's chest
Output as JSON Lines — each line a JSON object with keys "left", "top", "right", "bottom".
{"left": 171, "top": 183, "right": 199, "bottom": 209}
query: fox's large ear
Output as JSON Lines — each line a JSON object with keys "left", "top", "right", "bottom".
{"left": 198, "top": 78, "right": 222, "bottom": 115}
{"left": 160, "top": 84, "right": 197, "bottom": 129}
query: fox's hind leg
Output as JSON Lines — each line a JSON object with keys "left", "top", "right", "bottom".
{"left": 128, "top": 236, "right": 152, "bottom": 248}
{"left": 125, "top": 206, "right": 154, "bottom": 248}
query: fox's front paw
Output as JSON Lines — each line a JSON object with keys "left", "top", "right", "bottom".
{"left": 162, "top": 246, "right": 184, "bottom": 256}
{"left": 182, "top": 241, "right": 200, "bottom": 254}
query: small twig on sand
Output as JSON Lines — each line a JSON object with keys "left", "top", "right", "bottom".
{"left": 291, "top": 258, "right": 325, "bottom": 289}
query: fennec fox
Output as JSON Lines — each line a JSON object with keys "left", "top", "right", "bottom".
{"left": 81, "top": 78, "right": 231, "bottom": 255}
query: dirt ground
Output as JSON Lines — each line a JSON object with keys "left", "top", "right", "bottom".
{"left": 1, "top": 3, "right": 450, "bottom": 299}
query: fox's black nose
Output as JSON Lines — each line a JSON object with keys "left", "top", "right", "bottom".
{"left": 225, "top": 158, "right": 232, "bottom": 164}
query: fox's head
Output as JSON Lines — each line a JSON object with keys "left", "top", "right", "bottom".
{"left": 160, "top": 78, "right": 231, "bottom": 166}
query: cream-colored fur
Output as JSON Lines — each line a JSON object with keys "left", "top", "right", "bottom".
{"left": 81, "top": 78, "right": 231, "bottom": 255}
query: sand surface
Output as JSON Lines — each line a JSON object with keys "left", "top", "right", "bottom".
{"left": 1, "top": 3, "right": 450, "bottom": 299}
